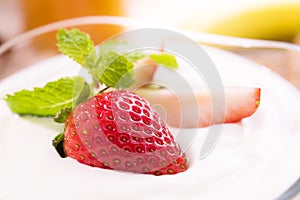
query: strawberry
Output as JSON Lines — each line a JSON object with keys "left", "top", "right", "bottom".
{"left": 137, "top": 87, "right": 261, "bottom": 128}
{"left": 53, "top": 90, "right": 187, "bottom": 175}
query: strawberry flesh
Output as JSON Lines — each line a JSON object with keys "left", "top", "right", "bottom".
{"left": 62, "top": 90, "right": 187, "bottom": 175}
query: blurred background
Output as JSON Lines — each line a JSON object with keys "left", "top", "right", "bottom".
{"left": 0, "top": 0, "right": 300, "bottom": 88}
{"left": 1, "top": 0, "right": 300, "bottom": 42}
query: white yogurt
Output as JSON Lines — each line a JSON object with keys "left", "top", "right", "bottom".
{"left": 0, "top": 46, "right": 300, "bottom": 200}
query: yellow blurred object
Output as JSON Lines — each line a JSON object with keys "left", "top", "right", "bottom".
{"left": 21, "top": 0, "right": 125, "bottom": 49}
{"left": 184, "top": 3, "right": 300, "bottom": 42}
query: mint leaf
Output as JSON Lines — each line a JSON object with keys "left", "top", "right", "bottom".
{"left": 91, "top": 52, "right": 135, "bottom": 89}
{"left": 4, "top": 77, "right": 90, "bottom": 116}
{"left": 57, "top": 28, "right": 96, "bottom": 68}
{"left": 149, "top": 53, "right": 178, "bottom": 69}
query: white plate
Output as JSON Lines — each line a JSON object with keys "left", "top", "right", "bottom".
{"left": 0, "top": 47, "right": 300, "bottom": 200}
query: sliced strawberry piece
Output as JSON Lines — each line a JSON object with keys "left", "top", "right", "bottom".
{"left": 137, "top": 87, "right": 261, "bottom": 128}
{"left": 222, "top": 87, "right": 261, "bottom": 124}
{"left": 54, "top": 90, "right": 187, "bottom": 175}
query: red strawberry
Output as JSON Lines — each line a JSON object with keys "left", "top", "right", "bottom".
{"left": 53, "top": 90, "right": 187, "bottom": 175}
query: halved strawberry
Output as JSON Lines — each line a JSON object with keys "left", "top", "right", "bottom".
{"left": 53, "top": 90, "right": 187, "bottom": 175}
{"left": 137, "top": 87, "right": 261, "bottom": 128}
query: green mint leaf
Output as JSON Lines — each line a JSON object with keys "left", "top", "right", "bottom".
{"left": 149, "top": 53, "right": 178, "bottom": 70}
{"left": 4, "top": 77, "right": 90, "bottom": 116}
{"left": 82, "top": 51, "right": 98, "bottom": 69}
{"left": 57, "top": 28, "right": 96, "bottom": 68}
{"left": 91, "top": 52, "right": 135, "bottom": 89}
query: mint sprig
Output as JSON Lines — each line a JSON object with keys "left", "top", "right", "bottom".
{"left": 5, "top": 28, "right": 179, "bottom": 117}
{"left": 57, "top": 29, "right": 178, "bottom": 88}
{"left": 4, "top": 77, "right": 90, "bottom": 116}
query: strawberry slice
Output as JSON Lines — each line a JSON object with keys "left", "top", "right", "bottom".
{"left": 53, "top": 90, "right": 187, "bottom": 175}
{"left": 137, "top": 87, "right": 261, "bottom": 128}
{"left": 221, "top": 87, "right": 261, "bottom": 124}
